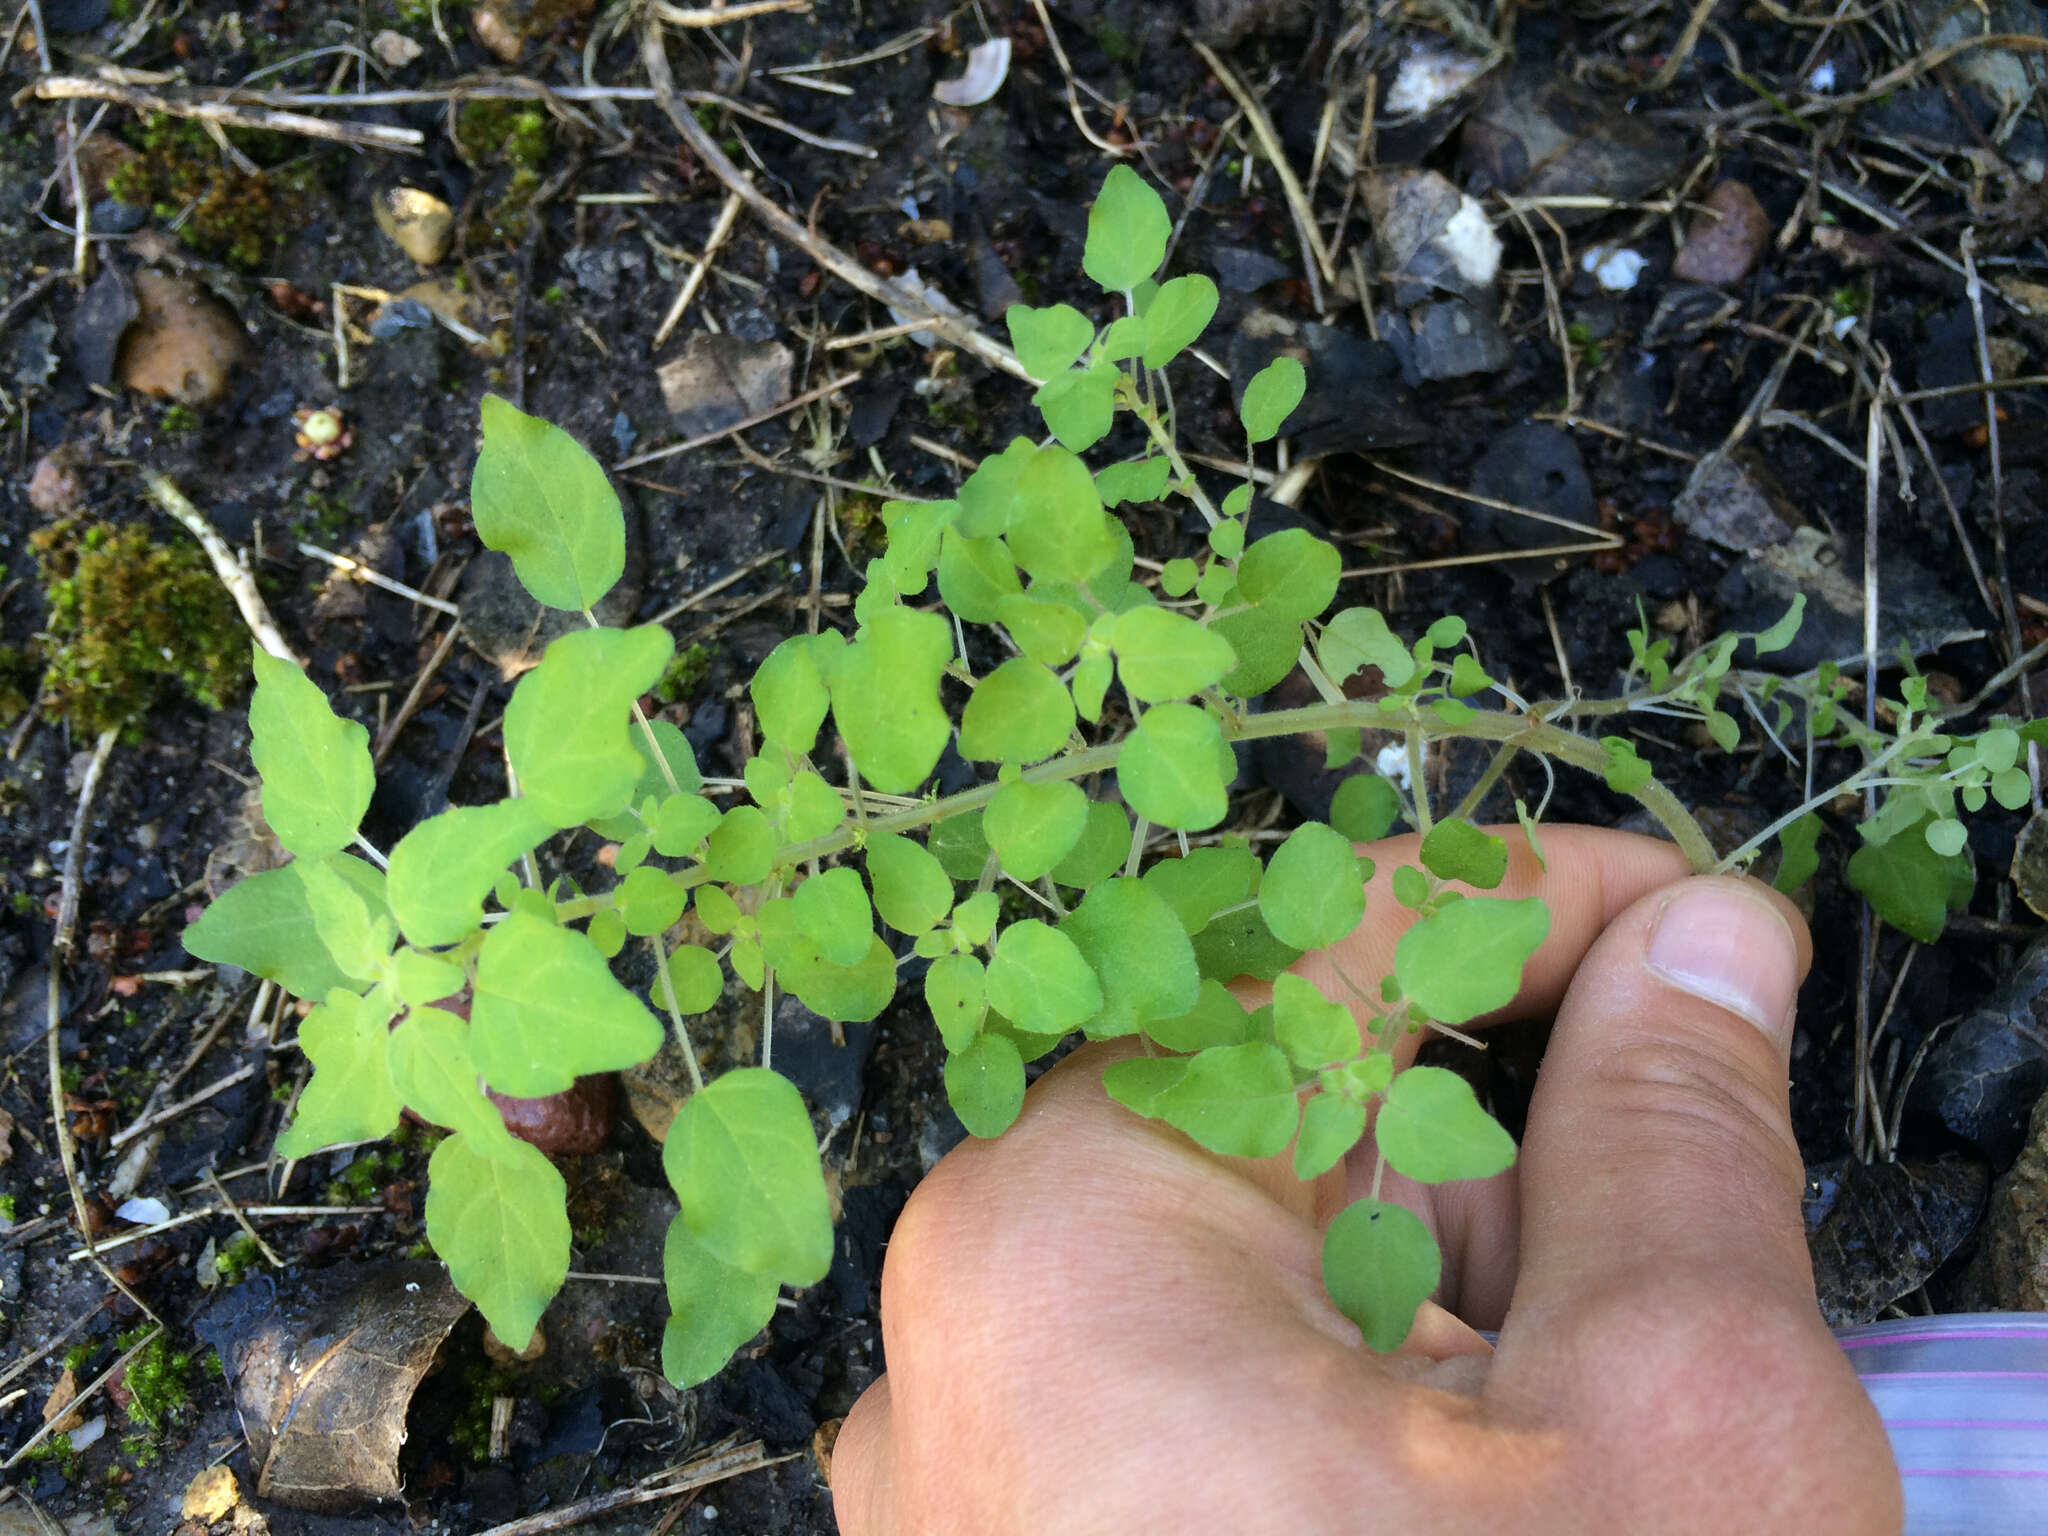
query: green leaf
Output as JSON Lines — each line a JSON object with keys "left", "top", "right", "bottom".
{"left": 1072, "top": 652, "right": 1114, "bottom": 723}
{"left": 1295, "top": 1092, "right": 1368, "bottom": 1180}
{"left": 1160, "top": 557, "right": 1198, "bottom": 597}
{"left": 1146, "top": 978, "right": 1254, "bottom": 1052}
{"left": 879, "top": 499, "right": 953, "bottom": 596}
{"left": 1319, "top": 607, "right": 1414, "bottom": 688}
{"left": 1098, "top": 313, "right": 1147, "bottom": 362}
{"left": 952, "top": 890, "right": 999, "bottom": 947}
{"left": 609, "top": 866, "right": 682, "bottom": 938}
{"left": 1419, "top": 818, "right": 1508, "bottom": 889}
{"left": 955, "top": 437, "right": 1036, "bottom": 538}
{"left": 1515, "top": 800, "right": 1548, "bottom": 872}
{"left": 929, "top": 812, "right": 992, "bottom": 881}
{"left": 427, "top": 1131, "right": 570, "bottom": 1351}
{"left": 248, "top": 648, "right": 374, "bottom": 861}
{"left": 1322, "top": 1200, "right": 1440, "bottom": 1353}
{"left": 1060, "top": 877, "right": 1200, "bottom": 1038}
{"left": 941, "top": 1032, "right": 1022, "bottom": 1138}
{"left": 1083, "top": 163, "right": 1170, "bottom": 292}
{"left": 664, "top": 944, "right": 724, "bottom": 1014}
{"left": 505, "top": 625, "right": 674, "bottom": 826}
{"left": 663, "top": 1067, "right": 832, "bottom": 1285}
{"left": 471, "top": 395, "right": 624, "bottom": 611}
{"left": 1236, "top": 529, "right": 1340, "bottom": 622}
{"left": 936, "top": 529, "right": 1024, "bottom": 623}
{"left": 862, "top": 833, "right": 952, "bottom": 936}
{"left": 1155, "top": 1041, "right": 1299, "bottom": 1158}
{"left": 1330, "top": 775, "right": 1403, "bottom": 844}
{"left": 986, "top": 919, "right": 1104, "bottom": 1034}
{"left": 1847, "top": 819, "right": 1971, "bottom": 942}
{"left": 1705, "top": 710, "right": 1740, "bottom": 752}
{"left": 296, "top": 856, "right": 388, "bottom": 983}
{"left": 472, "top": 910, "right": 664, "bottom": 1097}
{"left": 387, "top": 801, "right": 556, "bottom": 948}
{"left": 996, "top": 594, "right": 1088, "bottom": 666}
{"left": 1774, "top": 813, "right": 1822, "bottom": 894}
{"left": 1142, "top": 273, "right": 1219, "bottom": 366}
{"left": 984, "top": 779, "right": 1090, "bottom": 881}
{"left": 1260, "top": 822, "right": 1366, "bottom": 950}
{"left": 1208, "top": 519, "right": 1245, "bottom": 561}
{"left": 1142, "top": 845, "right": 1257, "bottom": 936}
{"left": 1111, "top": 607, "right": 1238, "bottom": 703}
{"left": 1926, "top": 819, "right": 1969, "bottom": 857}
{"left": 186, "top": 865, "right": 354, "bottom": 1001}
{"left": 633, "top": 718, "right": 705, "bottom": 799}
{"left": 1006, "top": 301, "right": 1095, "bottom": 380}
{"left": 958, "top": 658, "right": 1075, "bottom": 764}
{"left": 755, "top": 899, "right": 899, "bottom": 1022}
{"left": 392, "top": 947, "right": 466, "bottom": 1008}
{"left": 1240, "top": 356, "right": 1306, "bottom": 443}
{"left": 386, "top": 1006, "right": 505, "bottom": 1143}
{"left": 1600, "top": 736, "right": 1653, "bottom": 795}
{"left": 825, "top": 606, "right": 953, "bottom": 793}
{"left": 1009, "top": 444, "right": 1117, "bottom": 585}
{"left": 1992, "top": 766, "right": 2031, "bottom": 810}
{"left": 651, "top": 792, "right": 721, "bottom": 859}
{"left": 1033, "top": 361, "right": 1119, "bottom": 452}
{"left": 1272, "top": 973, "right": 1360, "bottom": 1068}
{"left": 1377, "top": 1066, "right": 1517, "bottom": 1184}
{"left": 1096, "top": 456, "right": 1173, "bottom": 508}
{"left": 1211, "top": 604, "right": 1302, "bottom": 697}
{"left": 1392, "top": 865, "right": 1430, "bottom": 908}
{"left": 1050, "top": 798, "right": 1131, "bottom": 889}
{"left": 1102, "top": 1055, "right": 1188, "bottom": 1117}
{"left": 275, "top": 988, "right": 402, "bottom": 1155}
{"left": 752, "top": 635, "right": 832, "bottom": 754}
{"left": 1118, "top": 702, "right": 1231, "bottom": 830}
{"left": 587, "top": 906, "right": 627, "bottom": 959}
{"left": 705, "top": 806, "right": 776, "bottom": 885}
{"left": 661, "top": 1215, "right": 778, "bottom": 1389}
{"left": 1394, "top": 897, "right": 1549, "bottom": 1024}
{"left": 792, "top": 867, "right": 873, "bottom": 967}
{"left": 1190, "top": 903, "right": 1302, "bottom": 983}
{"left": 1977, "top": 728, "right": 2022, "bottom": 774}
{"left": 1754, "top": 594, "right": 1805, "bottom": 655}
{"left": 924, "top": 953, "right": 987, "bottom": 1051}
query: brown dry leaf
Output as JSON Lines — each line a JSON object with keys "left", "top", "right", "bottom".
{"left": 42, "top": 1366, "right": 83, "bottom": 1431}
{"left": 181, "top": 1464, "right": 241, "bottom": 1523}
{"left": 197, "top": 1261, "right": 470, "bottom": 1513}
{"left": 0, "top": 1104, "right": 16, "bottom": 1166}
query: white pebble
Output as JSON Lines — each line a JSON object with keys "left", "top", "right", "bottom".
{"left": 1580, "top": 247, "right": 1648, "bottom": 291}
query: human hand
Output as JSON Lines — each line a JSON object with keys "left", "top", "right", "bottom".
{"left": 831, "top": 827, "right": 1902, "bottom": 1535}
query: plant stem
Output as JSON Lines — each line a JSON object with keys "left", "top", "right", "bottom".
{"left": 1137, "top": 405, "right": 1222, "bottom": 527}
{"left": 649, "top": 938, "right": 705, "bottom": 1094}
{"left": 1710, "top": 737, "right": 1914, "bottom": 873}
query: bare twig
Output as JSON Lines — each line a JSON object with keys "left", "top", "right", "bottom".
{"left": 1193, "top": 42, "right": 1334, "bottom": 288}
{"left": 1027, "top": 0, "right": 1132, "bottom": 157}
{"left": 144, "top": 473, "right": 294, "bottom": 660}
{"left": 297, "top": 541, "right": 461, "bottom": 615}
{"left": 654, "top": 188, "right": 743, "bottom": 349}
{"left": 374, "top": 622, "right": 463, "bottom": 770}
{"left": 615, "top": 372, "right": 860, "bottom": 471}
{"left": 649, "top": 0, "right": 808, "bottom": 23}
{"left": 109, "top": 1062, "right": 258, "bottom": 1149}
{"left": 48, "top": 726, "right": 117, "bottom": 1258}
{"left": 1, "top": 1326, "right": 161, "bottom": 1471}
{"left": 25, "top": 75, "right": 423, "bottom": 150}
{"left": 472, "top": 1437, "right": 797, "bottom": 1536}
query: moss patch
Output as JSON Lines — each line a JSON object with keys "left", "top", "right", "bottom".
{"left": 109, "top": 113, "right": 323, "bottom": 269}
{"left": 29, "top": 518, "right": 247, "bottom": 736}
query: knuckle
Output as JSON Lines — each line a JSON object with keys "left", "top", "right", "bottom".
{"left": 1585, "top": 1033, "right": 1801, "bottom": 1175}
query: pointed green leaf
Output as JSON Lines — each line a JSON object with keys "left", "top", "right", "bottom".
{"left": 248, "top": 647, "right": 373, "bottom": 861}
{"left": 1110, "top": 608, "right": 1238, "bottom": 702}
{"left": 1009, "top": 444, "right": 1118, "bottom": 584}
{"left": 986, "top": 919, "right": 1103, "bottom": 1035}
{"left": 472, "top": 910, "right": 664, "bottom": 1097}
{"left": 296, "top": 856, "right": 388, "bottom": 983}
{"left": 1419, "top": 818, "right": 1508, "bottom": 889}
{"left": 1212, "top": 604, "right": 1302, "bottom": 697}
{"left": 1102, "top": 1055, "right": 1189, "bottom": 1117}
{"left": 471, "top": 395, "right": 624, "bottom": 611}
{"left": 1050, "top": 798, "right": 1131, "bottom": 890}
{"left": 1754, "top": 594, "right": 1805, "bottom": 655}
{"left": 505, "top": 625, "right": 675, "bottom": 826}
{"left": 1847, "top": 818, "right": 1971, "bottom": 942}
{"left": 958, "top": 658, "right": 1075, "bottom": 764}
{"left": 1376, "top": 1065, "right": 1516, "bottom": 1184}
{"left": 756, "top": 899, "right": 899, "bottom": 1023}
{"left": 662, "top": 1214, "right": 778, "bottom": 1388}
{"left": 1240, "top": 356, "right": 1306, "bottom": 443}
{"left": 186, "top": 865, "right": 355, "bottom": 1001}
{"left": 925, "top": 953, "right": 987, "bottom": 1051}
{"left": 825, "top": 606, "right": 953, "bottom": 792}
{"left": 1098, "top": 313, "right": 1147, "bottom": 361}
{"left": 652, "top": 792, "right": 722, "bottom": 859}
{"left": 936, "top": 529, "right": 1023, "bottom": 622}
{"left": 1394, "top": 897, "right": 1549, "bottom": 1025}
{"left": 1072, "top": 652, "right": 1114, "bottom": 723}
{"left": 792, "top": 867, "right": 873, "bottom": 967}
{"left": 427, "top": 1131, "right": 570, "bottom": 1351}
{"left": 866, "top": 832, "right": 955, "bottom": 935}
{"left": 1260, "top": 822, "right": 1366, "bottom": 950}
{"left": 954, "top": 437, "right": 1036, "bottom": 538}
{"left": 945, "top": 1032, "right": 1026, "bottom": 1139}
{"left": 1318, "top": 607, "right": 1414, "bottom": 688}
{"left": 275, "top": 987, "right": 402, "bottom": 1156}
{"left": 387, "top": 801, "right": 556, "bottom": 948}
{"left": 663, "top": 1067, "right": 832, "bottom": 1285}
{"left": 1272, "top": 974, "right": 1360, "bottom": 1068}
{"left": 1237, "top": 529, "right": 1339, "bottom": 622}
{"left": 1323, "top": 1199, "right": 1440, "bottom": 1352}
{"left": 929, "top": 812, "right": 993, "bottom": 881}
{"left": 1060, "top": 877, "right": 1200, "bottom": 1038}
{"left": 1118, "top": 702, "right": 1231, "bottom": 830}
{"left": 705, "top": 805, "right": 776, "bottom": 885}
{"left": 752, "top": 634, "right": 832, "bottom": 754}
{"left": 1155, "top": 1041, "right": 1299, "bottom": 1157}
{"left": 982, "top": 779, "right": 1087, "bottom": 882}
{"left": 1095, "top": 456, "right": 1172, "bottom": 508}
{"left": 1033, "top": 361, "right": 1119, "bottom": 452}
{"left": 392, "top": 947, "right": 466, "bottom": 1008}
{"left": 1083, "top": 163, "right": 1170, "bottom": 292}
{"left": 1146, "top": 977, "right": 1254, "bottom": 1053}
{"left": 1294, "top": 1092, "right": 1368, "bottom": 1180}
{"left": 386, "top": 1006, "right": 506, "bottom": 1143}
{"left": 1142, "top": 273, "right": 1218, "bottom": 367}
{"left": 1006, "top": 302, "right": 1096, "bottom": 379}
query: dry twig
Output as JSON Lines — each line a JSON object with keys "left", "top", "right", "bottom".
{"left": 25, "top": 74, "right": 422, "bottom": 150}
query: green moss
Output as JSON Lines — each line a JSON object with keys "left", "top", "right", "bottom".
{"left": 325, "top": 1148, "right": 399, "bottom": 1205}
{"left": 29, "top": 518, "right": 247, "bottom": 737}
{"left": 457, "top": 101, "right": 553, "bottom": 170}
{"left": 158, "top": 403, "right": 201, "bottom": 438}
{"left": 0, "top": 644, "right": 35, "bottom": 721}
{"left": 215, "top": 1233, "right": 264, "bottom": 1284}
{"left": 114, "top": 1328, "right": 194, "bottom": 1434}
{"left": 111, "top": 114, "right": 323, "bottom": 269}
{"left": 24, "top": 1432, "right": 80, "bottom": 1479}
{"left": 297, "top": 488, "right": 353, "bottom": 540}
{"left": 0, "top": 1193, "right": 16, "bottom": 1222}
{"left": 447, "top": 1360, "right": 520, "bottom": 1464}
{"left": 62, "top": 1340, "right": 93, "bottom": 1372}
{"left": 655, "top": 642, "right": 712, "bottom": 704}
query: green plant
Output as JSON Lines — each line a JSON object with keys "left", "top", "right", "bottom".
{"left": 185, "top": 165, "right": 2042, "bottom": 1386}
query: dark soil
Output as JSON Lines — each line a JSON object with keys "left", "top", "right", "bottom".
{"left": 2, "top": 0, "right": 2044, "bottom": 1529}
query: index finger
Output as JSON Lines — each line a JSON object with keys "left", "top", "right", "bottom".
{"left": 1232, "top": 825, "right": 1694, "bottom": 1070}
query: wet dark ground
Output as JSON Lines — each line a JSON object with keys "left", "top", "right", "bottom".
{"left": 2, "top": 0, "right": 2046, "bottom": 1528}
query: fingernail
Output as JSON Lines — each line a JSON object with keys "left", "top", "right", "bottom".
{"left": 1644, "top": 880, "right": 1800, "bottom": 1041}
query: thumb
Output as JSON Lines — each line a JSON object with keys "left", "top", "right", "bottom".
{"left": 1491, "top": 877, "right": 1896, "bottom": 1528}
{"left": 1504, "top": 874, "right": 1815, "bottom": 1324}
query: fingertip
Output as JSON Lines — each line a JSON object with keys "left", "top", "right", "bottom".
{"left": 830, "top": 1375, "right": 895, "bottom": 1536}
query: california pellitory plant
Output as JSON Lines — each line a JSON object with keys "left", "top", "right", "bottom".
{"left": 188, "top": 166, "right": 2040, "bottom": 1381}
